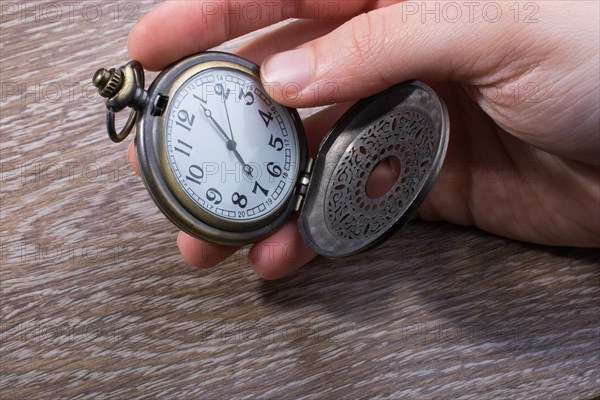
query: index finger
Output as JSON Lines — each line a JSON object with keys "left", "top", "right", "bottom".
{"left": 128, "top": 0, "right": 390, "bottom": 70}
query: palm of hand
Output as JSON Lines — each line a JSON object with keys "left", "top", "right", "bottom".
{"left": 418, "top": 78, "right": 599, "bottom": 247}
{"left": 126, "top": 1, "right": 599, "bottom": 277}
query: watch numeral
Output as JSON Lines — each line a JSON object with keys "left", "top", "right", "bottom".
{"left": 176, "top": 109, "right": 195, "bottom": 131}
{"left": 238, "top": 87, "right": 254, "bottom": 105}
{"left": 232, "top": 192, "right": 247, "bottom": 209}
{"left": 215, "top": 83, "right": 231, "bottom": 100}
{"left": 268, "top": 135, "right": 284, "bottom": 151}
{"left": 186, "top": 164, "right": 204, "bottom": 185}
{"left": 174, "top": 139, "right": 193, "bottom": 157}
{"left": 206, "top": 188, "right": 222, "bottom": 205}
{"left": 252, "top": 181, "right": 269, "bottom": 197}
{"left": 267, "top": 162, "right": 282, "bottom": 177}
{"left": 259, "top": 109, "right": 273, "bottom": 127}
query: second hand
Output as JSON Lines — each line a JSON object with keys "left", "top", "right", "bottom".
{"left": 220, "top": 84, "right": 236, "bottom": 143}
{"left": 219, "top": 83, "right": 253, "bottom": 177}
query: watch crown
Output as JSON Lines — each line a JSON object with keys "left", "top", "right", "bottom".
{"left": 92, "top": 67, "right": 123, "bottom": 98}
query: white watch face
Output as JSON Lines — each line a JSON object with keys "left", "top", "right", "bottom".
{"left": 165, "top": 67, "right": 300, "bottom": 223}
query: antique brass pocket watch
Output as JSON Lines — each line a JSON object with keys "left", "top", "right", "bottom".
{"left": 93, "top": 52, "right": 449, "bottom": 257}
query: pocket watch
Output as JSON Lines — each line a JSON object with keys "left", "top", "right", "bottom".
{"left": 93, "top": 51, "right": 449, "bottom": 257}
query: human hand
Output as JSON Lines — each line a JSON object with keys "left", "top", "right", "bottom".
{"left": 127, "top": 0, "right": 599, "bottom": 279}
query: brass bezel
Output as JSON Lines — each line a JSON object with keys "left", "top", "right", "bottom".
{"left": 158, "top": 61, "right": 301, "bottom": 230}
{"left": 135, "top": 52, "right": 308, "bottom": 245}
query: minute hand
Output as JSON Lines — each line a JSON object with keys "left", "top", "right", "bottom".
{"left": 222, "top": 90, "right": 236, "bottom": 142}
{"left": 200, "top": 103, "right": 230, "bottom": 142}
{"left": 199, "top": 104, "right": 254, "bottom": 177}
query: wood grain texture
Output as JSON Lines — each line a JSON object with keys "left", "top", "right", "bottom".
{"left": 1, "top": 1, "right": 598, "bottom": 398}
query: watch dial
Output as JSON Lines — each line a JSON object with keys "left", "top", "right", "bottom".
{"left": 165, "top": 67, "right": 300, "bottom": 223}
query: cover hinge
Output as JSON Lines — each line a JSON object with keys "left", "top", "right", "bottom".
{"left": 293, "top": 157, "right": 314, "bottom": 212}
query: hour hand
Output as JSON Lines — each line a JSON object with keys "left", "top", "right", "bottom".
{"left": 227, "top": 141, "right": 254, "bottom": 178}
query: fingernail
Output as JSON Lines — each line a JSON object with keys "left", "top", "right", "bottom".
{"left": 176, "top": 231, "right": 184, "bottom": 252}
{"left": 262, "top": 48, "right": 312, "bottom": 89}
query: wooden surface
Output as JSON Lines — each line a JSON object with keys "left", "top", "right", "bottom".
{"left": 1, "top": 1, "right": 599, "bottom": 398}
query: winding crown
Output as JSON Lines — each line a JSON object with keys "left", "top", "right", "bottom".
{"left": 92, "top": 67, "right": 123, "bottom": 98}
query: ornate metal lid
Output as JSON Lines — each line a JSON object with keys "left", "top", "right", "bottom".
{"left": 298, "top": 81, "right": 449, "bottom": 257}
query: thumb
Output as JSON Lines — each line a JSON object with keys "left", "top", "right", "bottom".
{"left": 260, "top": 2, "right": 522, "bottom": 107}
